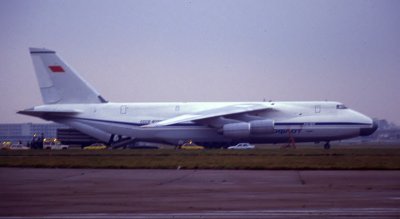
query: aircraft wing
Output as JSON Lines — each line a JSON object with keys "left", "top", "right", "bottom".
{"left": 143, "top": 103, "right": 271, "bottom": 127}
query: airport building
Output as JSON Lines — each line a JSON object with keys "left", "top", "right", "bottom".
{"left": 0, "top": 123, "right": 66, "bottom": 144}
{"left": 0, "top": 123, "right": 100, "bottom": 146}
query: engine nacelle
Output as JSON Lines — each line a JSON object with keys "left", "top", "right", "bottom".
{"left": 223, "top": 120, "right": 275, "bottom": 138}
{"left": 223, "top": 122, "right": 251, "bottom": 138}
{"left": 250, "top": 119, "right": 274, "bottom": 134}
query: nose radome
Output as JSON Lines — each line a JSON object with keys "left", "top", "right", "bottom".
{"left": 360, "top": 121, "right": 378, "bottom": 136}
{"left": 349, "top": 110, "right": 377, "bottom": 136}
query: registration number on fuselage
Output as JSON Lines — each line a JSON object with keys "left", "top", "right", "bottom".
{"left": 274, "top": 129, "right": 302, "bottom": 134}
{"left": 140, "top": 120, "right": 161, "bottom": 125}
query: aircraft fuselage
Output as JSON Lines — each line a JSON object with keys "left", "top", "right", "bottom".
{"left": 21, "top": 101, "right": 376, "bottom": 146}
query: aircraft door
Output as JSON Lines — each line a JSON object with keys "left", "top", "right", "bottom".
{"left": 120, "top": 105, "right": 128, "bottom": 114}
{"left": 315, "top": 105, "right": 321, "bottom": 113}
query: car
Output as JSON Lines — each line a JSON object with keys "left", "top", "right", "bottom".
{"left": 181, "top": 145, "right": 205, "bottom": 150}
{"left": 227, "top": 143, "right": 255, "bottom": 150}
{"left": 180, "top": 141, "right": 205, "bottom": 150}
{"left": 10, "top": 144, "right": 30, "bottom": 150}
{"left": 1, "top": 141, "right": 12, "bottom": 150}
{"left": 83, "top": 143, "right": 107, "bottom": 150}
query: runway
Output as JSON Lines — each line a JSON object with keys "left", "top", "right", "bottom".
{"left": 0, "top": 168, "right": 399, "bottom": 218}
{"left": 2, "top": 209, "right": 400, "bottom": 218}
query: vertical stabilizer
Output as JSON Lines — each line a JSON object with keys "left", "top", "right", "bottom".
{"left": 29, "top": 48, "right": 107, "bottom": 104}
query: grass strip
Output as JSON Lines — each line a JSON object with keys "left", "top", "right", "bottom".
{"left": 0, "top": 148, "right": 399, "bottom": 170}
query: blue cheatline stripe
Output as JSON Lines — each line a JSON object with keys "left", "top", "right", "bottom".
{"left": 275, "top": 122, "right": 370, "bottom": 126}
{"left": 74, "top": 117, "right": 370, "bottom": 128}
{"left": 74, "top": 117, "right": 199, "bottom": 127}
{"left": 315, "top": 122, "right": 369, "bottom": 125}
{"left": 75, "top": 118, "right": 140, "bottom": 126}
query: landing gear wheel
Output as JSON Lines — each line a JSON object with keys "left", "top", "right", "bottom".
{"left": 324, "top": 142, "right": 331, "bottom": 150}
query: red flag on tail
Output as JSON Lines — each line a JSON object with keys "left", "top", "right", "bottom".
{"left": 49, "top": 66, "right": 64, "bottom": 73}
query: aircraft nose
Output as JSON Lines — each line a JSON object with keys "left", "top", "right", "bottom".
{"left": 360, "top": 121, "right": 378, "bottom": 136}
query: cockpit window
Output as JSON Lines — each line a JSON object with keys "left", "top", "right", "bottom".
{"left": 336, "top": 104, "right": 347, "bottom": 109}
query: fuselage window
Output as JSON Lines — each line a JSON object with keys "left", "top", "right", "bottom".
{"left": 336, "top": 104, "right": 347, "bottom": 109}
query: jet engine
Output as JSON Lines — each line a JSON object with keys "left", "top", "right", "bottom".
{"left": 223, "top": 122, "right": 251, "bottom": 138}
{"left": 250, "top": 119, "right": 274, "bottom": 134}
{"left": 223, "top": 119, "right": 274, "bottom": 138}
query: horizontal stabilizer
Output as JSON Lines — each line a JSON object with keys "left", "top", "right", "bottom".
{"left": 18, "top": 108, "right": 81, "bottom": 118}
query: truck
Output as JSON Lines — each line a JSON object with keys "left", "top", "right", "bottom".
{"left": 43, "top": 138, "right": 69, "bottom": 150}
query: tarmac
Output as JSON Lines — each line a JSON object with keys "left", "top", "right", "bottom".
{"left": 0, "top": 168, "right": 399, "bottom": 218}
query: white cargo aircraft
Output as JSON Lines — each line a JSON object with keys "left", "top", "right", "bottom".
{"left": 19, "top": 48, "right": 377, "bottom": 149}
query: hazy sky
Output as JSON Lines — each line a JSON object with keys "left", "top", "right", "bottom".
{"left": 0, "top": 0, "right": 399, "bottom": 124}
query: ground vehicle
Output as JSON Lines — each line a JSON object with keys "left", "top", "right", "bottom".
{"left": 180, "top": 141, "right": 205, "bottom": 150}
{"left": 228, "top": 143, "right": 255, "bottom": 150}
{"left": 43, "top": 138, "right": 69, "bottom": 150}
{"left": 1, "top": 141, "right": 12, "bottom": 150}
{"left": 84, "top": 143, "right": 107, "bottom": 150}
{"left": 10, "top": 144, "right": 30, "bottom": 150}
{"left": 1, "top": 141, "right": 30, "bottom": 150}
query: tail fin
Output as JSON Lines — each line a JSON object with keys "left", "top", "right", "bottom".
{"left": 29, "top": 48, "right": 107, "bottom": 104}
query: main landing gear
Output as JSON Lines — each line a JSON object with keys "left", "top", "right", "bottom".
{"left": 324, "top": 141, "right": 331, "bottom": 150}
{"left": 109, "top": 134, "right": 135, "bottom": 149}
